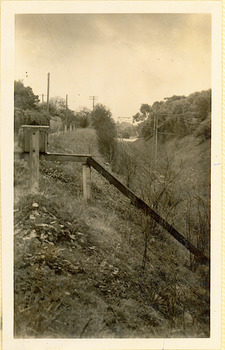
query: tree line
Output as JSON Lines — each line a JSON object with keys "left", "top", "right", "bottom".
{"left": 14, "top": 81, "right": 211, "bottom": 265}
{"left": 14, "top": 80, "right": 211, "bottom": 160}
{"left": 133, "top": 89, "right": 211, "bottom": 143}
{"left": 14, "top": 80, "right": 92, "bottom": 133}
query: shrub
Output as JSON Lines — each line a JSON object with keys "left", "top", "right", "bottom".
{"left": 14, "top": 80, "right": 39, "bottom": 110}
{"left": 14, "top": 108, "right": 50, "bottom": 134}
{"left": 194, "top": 114, "right": 211, "bottom": 142}
{"left": 91, "top": 104, "right": 117, "bottom": 162}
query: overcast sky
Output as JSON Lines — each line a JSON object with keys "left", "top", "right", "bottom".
{"left": 15, "top": 13, "right": 211, "bottom": 120}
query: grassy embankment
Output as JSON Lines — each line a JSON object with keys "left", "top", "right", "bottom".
{"left": 14, "top": 128, "right": 210, "bottom": 338}
{"left": 120, "top": 134, "right": 210, "bottom": 263}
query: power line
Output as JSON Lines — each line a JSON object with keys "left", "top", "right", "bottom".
{"left": 36, "top": 15, "right": 75, "bottom": 86}
{"left": 145, "top": 112, "right": 203, "bottom": 130}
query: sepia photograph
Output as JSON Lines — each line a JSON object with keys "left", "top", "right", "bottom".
{"left": 1, "top": 1, "right": 222, "bottom": 349}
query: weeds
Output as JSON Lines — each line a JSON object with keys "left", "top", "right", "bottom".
{"left": 14, "top": 129, "right": 210, "bottom": 338}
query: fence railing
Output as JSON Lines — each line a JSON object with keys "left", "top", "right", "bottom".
{"left": 15, "top": 125, "right": 210, "bottom": 265}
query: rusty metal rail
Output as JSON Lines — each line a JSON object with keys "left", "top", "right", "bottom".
{"left": 40, "top": 152, "right": 91, "bottom": 163}
{"left": 87, "top": 157, "right": 210, "bottom": 265}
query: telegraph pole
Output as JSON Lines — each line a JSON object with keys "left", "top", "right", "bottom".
{"left": 155, "top": 115, "right": 158, "bottom": 169}
{"left": 151, "top": 114, "right": 159, "bottom": 171}
{"left": 46, "top": 72, "right": 50, "bottom": 113}
{"left": 89, "top": 96, "right": 98, "bottom": 110}
{"left": 38, "top": 94, "right": 45, "bottom": 103}
{"left": 65, "top": 94, "right": 68, "bottom": 133}
{"left": 152, "top": 115, "right": 156, "bottom": 170}
{"left": 66, "top": 94, "right": 68, "bottom": 114}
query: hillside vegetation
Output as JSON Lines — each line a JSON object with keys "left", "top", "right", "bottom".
{"left": 14, "top": 128, "right": 210, "bottom": 338}
{"left": 14, "top": 80, "right": 92, "bottom": 133}
{"left": 117, "top": 134, "right": 210, "bottom": 263}
{"left": 133, "top": 90, "right": 211, "bottom": 143}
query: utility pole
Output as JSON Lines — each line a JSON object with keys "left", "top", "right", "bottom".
{"left": 151, "top": 115, "right": 155, "bottom": 170}
{"left": 151, "top": 114, "right": 159, "bottom": 171}
{"left": 46, "top": 72, "right": 50, "bottom": 113}
{"left": 66, "top": 94, "right": 68, "bottom": 115}
{"left": 155, "top": 115, "right": 158, "bottom": 169}
{"left": 150, "top": 112, "right": 187, "bottom": 172}
{"left": 89, "top": 96, "right": 98, "bottom": 110}
{"left": 65, "top": 94, "right": 68, "bottom": 133}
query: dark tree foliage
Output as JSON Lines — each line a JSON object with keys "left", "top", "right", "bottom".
{"left": 140, "top": 104, "right": 152, "bottom": 118}
{"left": 191, "top": 90, "right": 211, "bottom": 122}
{"left": 39, "top": 98, "right": 84, "bottom": 128}
{"left": 38, "top": 102, "right": 59, "bottom": 117}
{"left": 91, "top": 104, "right": 117, "bottom": 162}
{"left": 47, "top": 98, "right": 74, "bottom": 124}
{"left": 14, "top": 81, "right": 51, "bottom": 133}
{"left": 194, "top": 113, "right": 211, "bottom": 142}
{"left": 14, "top": 80, "right": 40, "bottom": 110}
{"left": 164, "top": 95, "right": 185, "bottom": 102}
{"left": 14, "top": 108, "right": 50, "bottom": 133}
{"left": 137, "top": 89, "right": 211, "bottom": 142}
{"left": 133, "top": 112, "right": 143, "bottom": 123}
{"left": 133, "top": 104, "right": 152, "bottom": 123}
{"left": 74, "top": 107, "right": 91, "bottom": 128}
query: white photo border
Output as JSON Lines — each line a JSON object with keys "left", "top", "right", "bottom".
{"left": 1, "top": 1, "right": 222, "bottom": 349}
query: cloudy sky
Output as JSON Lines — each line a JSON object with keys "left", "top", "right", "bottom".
{"left": 15, "top": 13, "right": 211, "bottom": 120}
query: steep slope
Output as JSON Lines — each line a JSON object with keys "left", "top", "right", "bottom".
{"left": 14, "top": 129, "right": 210, "bottom": 338}
{"left": 122, "top": 134, "right": 210, "bottom": 259}
{"left": 132, "top": 134, "right": 210, "bottom": 199}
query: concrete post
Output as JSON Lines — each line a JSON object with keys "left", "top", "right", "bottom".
{"left": 82, "top": 164, "right": 91, "bottom": 200}
{"left": 21, "top": 125, "right": 49, "bottom": 193}
{"left": 29, "top": 129, "right": 40, "bottom": 193}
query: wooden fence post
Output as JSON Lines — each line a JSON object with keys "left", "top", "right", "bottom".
{"left": 29, "top": 128, "right": 40, "bottom": 193}
{"left": 82, "top": 164, "right": 91, "bottom": 200}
